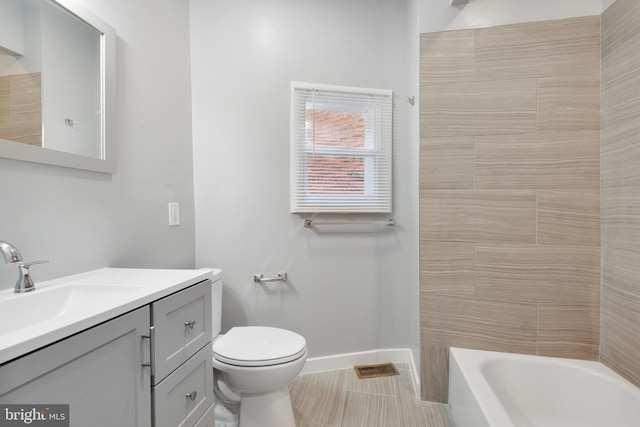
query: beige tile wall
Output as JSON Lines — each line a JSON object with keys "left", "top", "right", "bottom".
{"left": 419, "top": 16, "right": 601, "bottom": 402}
{"left": 0, "top": 73, "right": 42, "bottom": 147}
{"left": 601, "top": 0, "right": 640, "bottom": 389}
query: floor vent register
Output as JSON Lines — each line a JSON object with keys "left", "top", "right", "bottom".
{"left": 353, "top": 363, "right": 400, "bottom": 379}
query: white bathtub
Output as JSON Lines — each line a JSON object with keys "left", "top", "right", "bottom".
{"left": 449, "top": 347, "right": 640, "bottom": 427}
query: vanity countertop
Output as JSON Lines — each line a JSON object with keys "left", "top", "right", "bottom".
{"left": 0, "top": 267, "right": 221, "bottom": 365}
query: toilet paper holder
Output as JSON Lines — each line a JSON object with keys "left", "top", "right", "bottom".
{"left": 253, "top": 272, "right": 288, "bottom": 283}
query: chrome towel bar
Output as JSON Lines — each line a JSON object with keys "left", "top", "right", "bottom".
{"left": 303, "top": 218, "right": 395, "bottom": 228}
{"left": 253, "top": 272, "right": 288, "bottom": 283}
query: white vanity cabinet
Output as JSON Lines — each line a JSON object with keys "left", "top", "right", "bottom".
{"left": 0, "top": 274, "right": 215, "bottom": 427}
{"left": 0, "top": 306, "right": 152, "bottom": 426}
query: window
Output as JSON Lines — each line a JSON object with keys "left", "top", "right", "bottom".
{"left": 290, "top": 82, "right": 393, "bottom": 213}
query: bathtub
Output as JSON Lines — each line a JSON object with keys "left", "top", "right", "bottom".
{"left": 448, "top": 347, "right": 640, "bottom": 427}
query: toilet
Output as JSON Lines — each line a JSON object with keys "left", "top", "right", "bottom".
{"left": 210, "top": 277, "right": 307, "bottom": 427}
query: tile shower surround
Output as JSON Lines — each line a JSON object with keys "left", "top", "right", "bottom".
{"left": 601, "top": 0, "right": 640, "bottom": 390}
{"left": 419, "top": 16, "right": 601, "bottom": 402}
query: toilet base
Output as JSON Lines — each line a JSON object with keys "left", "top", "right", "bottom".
{"left": 238, "top": 385, "right": 297, "bottom": 427}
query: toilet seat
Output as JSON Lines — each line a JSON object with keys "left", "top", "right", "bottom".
{"left": 213, "top": 326, "right": 307, "bottom": 367}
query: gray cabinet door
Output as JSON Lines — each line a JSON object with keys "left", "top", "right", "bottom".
{"left": 0, "top": 306, "right": 152, "bottom": 427}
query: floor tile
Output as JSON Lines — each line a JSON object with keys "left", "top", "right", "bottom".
{"left": 290, "top": 369, "right": 349, "bottom": 426}
{"left": 290, "top": 367, "right": 457, "bottom": 427}
{"left": 341, "top": 391, "right": 400, "bottom": 427}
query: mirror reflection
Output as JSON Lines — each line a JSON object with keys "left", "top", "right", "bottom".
{"left": 0, "top": 0, "right": 102, "bottom": 160}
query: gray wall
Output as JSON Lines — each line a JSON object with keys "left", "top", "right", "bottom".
{"left": 189, "top": 0, "right": 419, "bottom": 360}
{"left": 0, "top": 0, "right": 196, "bottom": 290}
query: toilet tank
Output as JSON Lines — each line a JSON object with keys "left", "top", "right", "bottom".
{"left": 211, "top": 276, "right": 222, "bottom": 337}
{"left": 200, "top": 268, "right": 223, "bottom": 337}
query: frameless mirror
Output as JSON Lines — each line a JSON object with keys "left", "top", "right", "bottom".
{"left": 0, "top": 0, "right": 116, "bottom": 173}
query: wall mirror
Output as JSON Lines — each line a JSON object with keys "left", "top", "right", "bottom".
{"left": 0, "top": 0, "right": 116, "bottom": 173}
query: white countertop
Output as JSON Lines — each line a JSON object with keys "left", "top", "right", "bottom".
{"left": 0, "top": 267, "right": 221, "bottom": 365}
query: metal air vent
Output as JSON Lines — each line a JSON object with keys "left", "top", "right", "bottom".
{"left": 353, "top": 363, "right": 400, "bottom": 379}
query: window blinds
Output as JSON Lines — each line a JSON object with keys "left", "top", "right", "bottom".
{"left": 290, "top": 82, "right": 393, "bottom": 213}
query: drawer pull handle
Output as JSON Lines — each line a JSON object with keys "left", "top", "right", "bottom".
{"left": 185, "top": 391, "right": 198, "bottom": 401}
{"left": 185, "top": 320, "right": 196, "bottom": 329}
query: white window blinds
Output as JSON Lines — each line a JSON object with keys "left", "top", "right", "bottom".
{"left": 290, "top": 82, "right": 393, "bottom": 213}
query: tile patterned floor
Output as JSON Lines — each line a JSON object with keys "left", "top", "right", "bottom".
{"left": 289, "top": 364, "right": 457, "bottom": 427}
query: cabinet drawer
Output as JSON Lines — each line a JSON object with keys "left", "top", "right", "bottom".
{"left": 152, "top": 279, "right": 212, "bottom": 381}
{"left": 193, "top": 403, "right": 215, "bottom": 427}
{"left": 154, "top": 344, "right": 214, "bottom": 427}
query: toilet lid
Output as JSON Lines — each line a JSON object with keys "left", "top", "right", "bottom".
{"left": 213, "top": 326, "right": 307, "bottom": 367}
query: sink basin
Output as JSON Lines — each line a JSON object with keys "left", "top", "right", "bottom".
{"left": 0, "top": 283, "right": 145, "bottom": 336}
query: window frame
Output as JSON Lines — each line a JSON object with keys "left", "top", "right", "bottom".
{"left": 290, "top": 82, "right": 393, "bottom": 213}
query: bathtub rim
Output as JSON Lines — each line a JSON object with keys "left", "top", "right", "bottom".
{"left": 449, "top": 347, "right": 514, "bottom": 427}
{"left": 448, "top": 347, "right": 640, "bottom": 427}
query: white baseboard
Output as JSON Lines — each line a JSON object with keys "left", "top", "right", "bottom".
{"left": 301, "top": 348, "right": 420, "bottom": 398}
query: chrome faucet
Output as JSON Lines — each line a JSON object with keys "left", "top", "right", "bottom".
{"left": 0, "top": 241, "right": 48, "bottom": 293}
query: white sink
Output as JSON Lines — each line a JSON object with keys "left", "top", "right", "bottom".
{"left": 0, "top": 267, "right": 219, "bottom": 365}
{"left": 0, "top": 284, "right": 145, "bottom": 335}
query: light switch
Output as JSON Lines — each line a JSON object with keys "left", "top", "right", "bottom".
{"left": 168, "top": 203, "right": 181, "bottom": 226}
